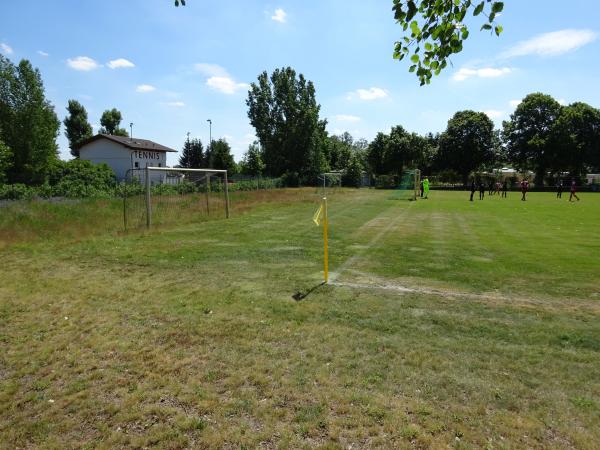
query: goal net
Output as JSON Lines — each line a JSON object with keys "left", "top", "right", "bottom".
{"left": 317, "top": 171, "right": 343, "bottom": 197}
{"left": 123, "top": 167, "right": 230, "bottom": 230}
{"left": 390, "top": 169, "right": 421, "bottom": 201}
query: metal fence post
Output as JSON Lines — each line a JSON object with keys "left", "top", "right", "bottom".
{"left": 224, "top": 171, "right": 230, "bottom": 219}
{"left": 145, "top": 166, "right": 151, "bottom": 228}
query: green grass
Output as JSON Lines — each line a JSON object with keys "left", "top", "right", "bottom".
{"left": 1, "top": 189, "right": 599, "bottom": 448}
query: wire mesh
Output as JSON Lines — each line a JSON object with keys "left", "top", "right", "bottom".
{"left": 123, "top": 168, "right": 228, "bottom": 230}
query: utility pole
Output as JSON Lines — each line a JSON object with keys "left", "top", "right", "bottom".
{"left": 130, "top": 122, "right": 133, "bottom": 140}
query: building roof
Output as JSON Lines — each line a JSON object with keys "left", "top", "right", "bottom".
{"left": 75, "top": 134, "right": 177, "bottom": 152}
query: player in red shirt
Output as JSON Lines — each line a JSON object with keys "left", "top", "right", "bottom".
{"left": 520, "top": 179, "right": 528, "bottom": 201}
{"left": 569, "top": 180, "right": 580, "bottom": 202}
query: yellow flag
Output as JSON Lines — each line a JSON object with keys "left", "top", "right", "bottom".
{"left": 313, "top": 203, "right": 324, "bottom": 226}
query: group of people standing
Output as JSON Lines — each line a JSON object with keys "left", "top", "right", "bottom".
{"left": 469, "top": 180, "right": 508, "bottom": 201}
{"left": 556, "top": 180, "right": 580, "bottom": 201}
{"left": 469, "top": 179, "right": 581, "bottom": 202}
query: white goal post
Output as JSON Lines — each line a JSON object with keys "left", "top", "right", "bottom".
{"left": 144, "top": 166, "right": 230, "bottom": 228}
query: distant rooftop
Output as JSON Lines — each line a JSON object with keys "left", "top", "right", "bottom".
{"left": 75, "top": 134, "right": 177, "bottom": 152}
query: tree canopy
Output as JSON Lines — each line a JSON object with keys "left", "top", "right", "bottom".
{"left": 0, "top": 56, "right": 60, "bottom": 185}
{"left": 64, "top": 100, "right": 93, "bottom": 158}
{"left": 246, "top": 67, "right": 327, "bottom": 180}
{"left": 503, "top": 93, "right": 562, "bottom": 183}
{"left": 208, "top": 138, "right": 238, "bottom": 174}
{"left": 179, "top": 138, "right": 205, "bottom": 168}
{"left": 393, "top": 0, "right": 504, "bottom": 84}
{"left": 438, "top": 110, "right": 495, "bottom": 183}
{"left": 99, "top": 108, "right": 129, "bottom": 137}
{"left": 239, "top": 142, "right": 265, "bottom": 176}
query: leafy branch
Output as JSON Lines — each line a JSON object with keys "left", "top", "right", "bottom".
{"left": 392, "top": 0, "right": 504, "bottom": 85}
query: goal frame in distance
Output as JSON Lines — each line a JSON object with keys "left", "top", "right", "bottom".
{"left": 143, "top": 166, "right": 230, "bottom": 228}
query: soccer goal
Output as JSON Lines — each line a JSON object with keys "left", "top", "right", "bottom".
{"left": 390, "top": 169, "right": 421, "bottom": 201}
{"left": 318, "top": 171, "right": 343, "bottom": 196}
{"left": 123, "top": 167, "right": 230, "bottom": 230}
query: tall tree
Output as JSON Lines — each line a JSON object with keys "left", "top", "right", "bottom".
{"left": 208, "top": 138, "right": 238, "bottom": 174}
{"left": 179, "top": 138, "right": 205, "bottom": 168}
{"left": 99, "top": 108, "right": 128, "bottom": 136}
{"left": 325, "top": 133, "right": 354, "bottom": 171}
{"left": 503, "top": 93, "right": 562, "bottom": 185}
{"left": 342, "top": 152, "right": 365, "bottom": 188}
{"left": 438, "top": 110, "right": 495, "bottom": 183}
{"left": 240, "top": 141, "right": 265, "bottom": 176}
{"left": 247, "top": 67, "right": 327, "bottom": 179}
{"left": 550, "top": 102, "right": 600, "bottom": 176}
{"left": 0, "top": 136, "right": 12, "bottom": 184}
{"left": 393, "top": 0, "right": 504, "bottom": 84}
{"left": 64, "top": 99, "right": 93, "bottom": 158}
{"left": 367, "top": 132, "right": 389, "bottom": 175}
{"left": 0, "top": 56, "right": 60, "bottom": 185}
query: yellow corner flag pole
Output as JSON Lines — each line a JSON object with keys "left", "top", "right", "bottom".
{"left": 312, "top": 196, "right": 329, "bottom": 284}
{"left": 323, "top": 197, "right": 329, "bottom": 283}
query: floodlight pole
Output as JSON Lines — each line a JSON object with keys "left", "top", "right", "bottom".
{"left": 207, "top": 119, "right": 212, "bottom": 149}
{"left": 130, "top": 122, "right": 133, "bottom": 140}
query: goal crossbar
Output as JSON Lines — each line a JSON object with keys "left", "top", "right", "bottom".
{"left": 146, "top": 167, "right": 227, "bottom": 174}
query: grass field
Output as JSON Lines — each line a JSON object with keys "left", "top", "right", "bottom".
{"left": 1, "top": 189, "right": 599, "bottom": 449}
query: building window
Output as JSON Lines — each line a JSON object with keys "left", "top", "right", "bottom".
{"left": 158, "top": 163, "right": 161, "bottom": 167}
{"left": 134, "top": 162, "right": 139, "bottom": 168}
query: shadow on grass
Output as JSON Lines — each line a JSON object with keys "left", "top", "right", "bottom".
{"left": 292, "top": 282, "right": 326, "bottom": 301}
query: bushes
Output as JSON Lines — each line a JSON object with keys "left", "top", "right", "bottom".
{"left": 0, "top": 159, "right": 117, "bottom": 200}
{"left": 0, "top": 183, "right": 37, "bottom": 200}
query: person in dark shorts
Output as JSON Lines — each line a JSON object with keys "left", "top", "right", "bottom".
{"left": 556, "top": 180, "right": 563, "bottom": 199}
{"left": 520, "top": 179, "right": 528, "bottom": 201}
{"left": 420, "top": 180, "right": 424, "bottom": 198}
{"left": 469, "top": 179, "right": 476, "bottom": 201}
{"left": 488, "top": 181, "right": 494, "bottom": 196}
{"left": 501, "top": 180, "right": 508, "bottom": 198}
{"left": 479, "top": 181, "right": 485, "bottom": 200}
{"left": 569, "top": 180, "right": 580, "bottom": 201}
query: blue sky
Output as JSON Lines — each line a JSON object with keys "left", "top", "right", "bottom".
{"left": 2, "top": 0, "right": 599, "bottom": 165}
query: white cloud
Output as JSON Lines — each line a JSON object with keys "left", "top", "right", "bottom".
{"left": 37, "top": 50, "right": 49, "bottom": 57}
{"left": 136, "top": 84, "right": 156, "bottom": 93}
{"left": 509, "top": 99, "right": 522, "bottom": 108}
{"left": 165, "top": 101, "right": 185, "bottom": 107}
{"left": 207, "top": 76, "right": 249, "bottom": 95}
{"left": 333, "top": 114, "right": 361, "bottom": 122}
{"left": 501, "top": 29, "right": 597, "bottom": 58}
{"left": 194, "top": 63, "right": 229, "bottom": 77}
{"left": 558, "top": 98, "right": 567, "bottom": 105}
{"left": 484, "top": 110, "right": 504, "bottom": 119}
{"left": 195, "top": 63, "right": 248, "bottom": 95}
{"left": 349, "top": 87, "right": 389, "bottom": 101}
{"left": 453, "top": 67, "right": 512, "bottom": 81}
{"left": 67, "top": 56, "right": 100, "bottom": 71}
{"left": 271, "top": 8, "right": 287, "bottom": 23}
{"left": 107, "top": 58, "right": 135, "bottom": 69}
{"left": 1, "top": 43, "right": 14, "bottom": 55}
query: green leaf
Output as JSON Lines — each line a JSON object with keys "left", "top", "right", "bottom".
{"left": 495, "top": 25, "right": 503, "bottom": 36}
{"left": 480, "top": 23, "right": 492, "bottom": 31}
{"left": 409, "top": 65, "right": 417, "bottom": 73}
{"left": 492, "top": 2, "right": 504, "bottom": 13}
{"left": 425, "top": 42, "right": 433, "bottom": 51}
{"left": 410, "top": 20, "right": 420, "bottom": 35}
{"left": 410, "top": 54, "right": 420, "bottom": 63}
{"left": 473, "top": 2, "right": 484, "bottom": 16}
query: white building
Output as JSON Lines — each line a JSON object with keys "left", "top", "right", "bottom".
{"left": 76, "top": 134, "right": 176, "bottom": 181}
